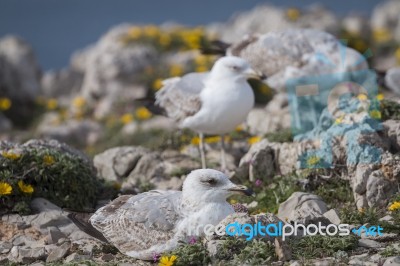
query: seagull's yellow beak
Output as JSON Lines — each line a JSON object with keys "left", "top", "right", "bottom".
{"left": 244, "top": 68, "right": 266, "bottom": 80}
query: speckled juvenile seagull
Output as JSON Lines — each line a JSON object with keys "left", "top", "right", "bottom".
{"left": 156, "top": 56, "right": 263, "bottom": 170}
{"left": 72, "top": 169, "right": 251, "bottom": 260}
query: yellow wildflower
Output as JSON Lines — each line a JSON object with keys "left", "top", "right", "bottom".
{"left": 396, "top": 47, "right": 400, "bottom": 63}
{"left": 0, "top": 98, "right": 11, "bottom": 111}
{"left": 43, "top": 155, "right": 55, "bottom": 166}
{"left": 120, "top": 113, "right": 134, "bottom": 125}
{"left": 18, "top": 180, "right": 34, "bottom": 194}
{"left": 1, "top": 151, "right": 21, "bottom": 160}
{"left": 144, "top": 25, "right": 159, "bottom": 38}
{"left": 286, "top": 8, "right": 301, "bottom": 21}
{"left": 205, "top": 136, "right": 221, "bottom": 144}
{"left": 248, "top": 136, "right": 261, "bottom": 145}
{"left": 357, "top": 94, "right": 368, "bottom": 101}
{"left": 376, "top": 93, "right": 384, "bottom": 101}
{"left": 196, "top": 65, "right": 208, "bottom": 72}
{"left": 373, "top": 28, "right": 392, "bottom": 43}
{"left": 169, "top": 64, "right": 184, "bottom": 76}
{"left": 46, "top": 99, "right": 58, "bottom": 110}
{"left": 353, "top": 39, "right": 367, "bottom": 52}
{"left": 229, "top": 199, "right": 237, "bottom": 204}
{"left": 388, "top": 201, "right": 400, "bottom": 212}
{"left": 194, "top": 55, "right": 208, "bottom": 66}
{"left": 72, "top": 96, "right": 86, "bottom": 109}
{"left": 191, "top": 136, "right": 200, "bottom": 145}
{"left": 159, "top": 255, "right": 177, "bottom": 266}
{"left": 358, "top": 207, "right": 365, "bottom": 214}
{"left": 181, "top": 30, "right": 202, "bottom": 49}
{"left": 235, "top": 125, "right": 244, "bottom": 132}
{"left": 0, "top": 182, "right": 12, "bottom": 195}
{"left": 369, "top": 110, "right": 382, "bottom": 120}
{"left": 128, "top": 26, "right": 142, "bottom": 39}
{"left": 153, "top": 79, "right": 164, "bottom": 91}
{"left": 335, "top": 116, "right": 344, "bottom": 125}
{"left": 135, "top": 107, "right": 152, "bottom": 120}
{"left": 307, "top": 155, "right": 321, "bottom": 166}
{"left": 159, "top": 34, "right": 171, "bottom": 47}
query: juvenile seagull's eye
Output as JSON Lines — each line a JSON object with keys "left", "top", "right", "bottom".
{"left": 230, "top": 65, "right": 241, "bottom": 71}
{"left": 202, "top": 178, "right": 217, "bottom": 185}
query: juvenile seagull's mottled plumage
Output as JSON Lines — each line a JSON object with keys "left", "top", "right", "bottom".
{"left": 88, "top": 169, "right": 251, "bottom": 260}
{"left": 156, "top": 56, "right": 261, "bottom": 169}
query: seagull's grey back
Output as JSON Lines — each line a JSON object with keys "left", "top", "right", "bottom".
{"left": 155, "top": 72, "right": 209, "bottom": 123}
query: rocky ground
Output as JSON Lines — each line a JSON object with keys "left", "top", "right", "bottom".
{"left": 1, "top": 1, "right": 400, "bottom": 265}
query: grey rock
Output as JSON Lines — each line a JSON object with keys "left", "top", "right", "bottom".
{"left": 313, "top": 257, "right": 336, "bottom": 266}
{"left": 30, "top": 198, "right": 62, "bottom": 212}
{"left": 0, "top": 242, "right": 12, "bottom": 254}
{"left": 383, "top": 119, "right": 400, "bottom": 150}
{"left": 9, "top": 246, "right": 46, "bottom": 263}
{"left": 78, "top": 24, "right": 156, "bottom": 119}
{"left": 64, "top": 252, "right": 91, "bottom": 263}
{"left": 358, "top": 239, "right": 382, "bottom": 249}
{"left": 12, "top": 235, "right": 35, "bottom": 246}
{"left": 46, "top": 242, "right": 70, "bottom": 263}
{"left": 278, "top": 192, "right": 328, "bottom": 224}
{"left": 323, "top": 209, "right": 341, "bottom": 225}
{"left": 275, "top": 238, "right": 292, "bottom": 261}
{"left": 0, "top": 113, "right": 12, "bottom": 131}
{"left": 101, "top": 253, "right": 114, "bottom": 262}
{"left": 94, "top": 146, "right": 149, "bottom": 182}
{"left": 36, "top": 119, "right": 103, "bottom": 147}
{"left": 25, "top": 210, "right": 72, "bottom": 229}
{"left": 47, "top": 227, "right": 67, "bottom": 244}
{"left": 0, "top": 36, "right": 41, "bottom": 113}
{"left": 206, "top": 240, "right": 224, "bottom": 259}
{"left": 366, "top": 170, "right": 397, "bottom": 207}
{"left": 383, "top": 256, "right": 400, "bottom": 266}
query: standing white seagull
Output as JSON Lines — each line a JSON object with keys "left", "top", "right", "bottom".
{"left": 156, "top": 56, "right": 263, "bottom": 170}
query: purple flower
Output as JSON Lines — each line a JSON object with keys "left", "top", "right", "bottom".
{"left": 152, "top": 252, "right": 161, "bottom": 262}
{"left": 188, "top": 236, "right": 197, "bottom": 245}
{"left": 255, "top": 179, "right": 262, "bottom": 187}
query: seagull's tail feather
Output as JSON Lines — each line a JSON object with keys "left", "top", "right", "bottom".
{"left": 200, "top": 40, "right": 230, "bottom": 55}
{"left": 67, "top": 212, "right": 110, "bottom": 243}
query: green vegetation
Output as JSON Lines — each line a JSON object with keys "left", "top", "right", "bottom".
{"left": 265, "top": 128, "right": 293, "bottom": 143}
{"left": 381, "top": 99, "right": 400, "bottom": 121}
{"left": 289, "top": 235, "right": 358, "bottom": 259}
{"left": 0, "top": 147, "right": 99, "bottom": 214}
{"left": 166, "top": 241, "right": 211, "bottom": 266}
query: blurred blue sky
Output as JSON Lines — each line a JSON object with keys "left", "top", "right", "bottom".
{"left": 0, "top": 0, "right": 381, "bottom": 70}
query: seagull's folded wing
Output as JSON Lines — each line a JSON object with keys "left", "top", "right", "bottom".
{"left": 155, "top": 72, "right": 209, "bottom": 123}
{"left": 90, "top": 191, "right": 181, "bottom": 258}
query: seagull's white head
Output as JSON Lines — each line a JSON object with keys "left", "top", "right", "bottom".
{"left": 210, "top": 56, "right": 264, "bottom": 81}
{"left": 182, "top": 169, "right": 252, "bottom": 203}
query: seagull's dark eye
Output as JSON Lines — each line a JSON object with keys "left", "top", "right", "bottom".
{"left": 230, "top": 65, "right": 241, "bottom": 71}
{"left": 202, "top": 178, "right": 217, "bottom": 186}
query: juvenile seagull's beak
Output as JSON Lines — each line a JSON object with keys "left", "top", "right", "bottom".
{"left": 227, "top": 185, "right": 254, "bottom": 196}
{"left": 244, "top": 68, "right": 266, "bottom": 80}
